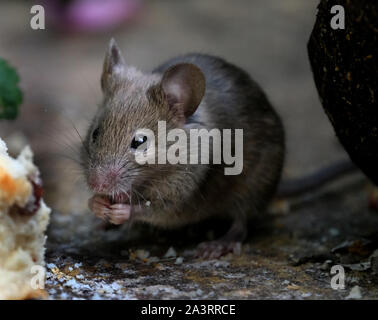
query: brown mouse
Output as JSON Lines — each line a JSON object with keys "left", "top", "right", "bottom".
{"left": 81, "top": 39, "right": 285, "bottom": 258}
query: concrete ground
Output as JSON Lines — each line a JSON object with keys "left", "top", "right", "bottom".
{"left": 0, "top": 0, "right": 377, "bottom": 299}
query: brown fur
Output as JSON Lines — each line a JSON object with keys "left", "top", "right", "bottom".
{"left": 81, "top": 40, "right": 285, "bottom": 254}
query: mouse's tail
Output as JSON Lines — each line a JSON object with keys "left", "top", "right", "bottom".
{"left": 276, "top": 159, "right": 357, "bottom": 198}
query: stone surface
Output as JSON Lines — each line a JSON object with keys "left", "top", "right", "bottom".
{"left": 44, "top": 177, "right": 378, "bottom": 299}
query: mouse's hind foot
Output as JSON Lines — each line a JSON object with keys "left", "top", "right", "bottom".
{"left": 195, "top": 217, "right": 247, "bottom": 259}
{"left": 195, "top": 240, "right": 242, "bottom": 259}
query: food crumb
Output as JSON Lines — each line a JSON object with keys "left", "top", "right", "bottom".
{"left": 345, "top": 286, "right": 362, "bottom": 300}
{"left": 135, "top": 249, "right": 150, "bottom": 260}
{"left": 164, "top": 247, "right": 177, "bottom": 258}
{"left": 175, "top": 257, "right": 184, "bottom": 264}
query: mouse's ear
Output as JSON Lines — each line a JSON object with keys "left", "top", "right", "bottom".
{"left": 161, "top": 63, "right": 206, "bottom": 122}
{"left": 101, "top": 38, "right": 125, "bottom": 93}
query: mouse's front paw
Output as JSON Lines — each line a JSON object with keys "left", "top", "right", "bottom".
{"left": 88, "top": 195, "right": 132, "bottom": 225}
{"left": 88, "top": 195, "right": 111, "bottom": 220}
{"left": 107, "top": 203, "right": 131, "bottom": 225}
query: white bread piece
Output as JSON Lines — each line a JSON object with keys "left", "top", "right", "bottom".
{"left": 0, "top": 138, "right": 51, "bottom": 299}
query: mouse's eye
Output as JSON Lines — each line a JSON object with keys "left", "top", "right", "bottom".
{"left": 92, "top": 127, "right": 100, "bottom": 143}
{"left": 131, "top": 135, "right": 147, "bottom": 150}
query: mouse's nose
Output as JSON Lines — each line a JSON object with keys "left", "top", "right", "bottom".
{"left": 88, "top": 168, "right": 120, "bottom": 193}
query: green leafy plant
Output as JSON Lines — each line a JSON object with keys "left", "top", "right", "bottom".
{"left": 0, "top": 58, "right": 23, "bottom": 120}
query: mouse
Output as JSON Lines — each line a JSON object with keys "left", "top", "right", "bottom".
{"left": 81, "top": 38, "right": 285, "bottom": 259}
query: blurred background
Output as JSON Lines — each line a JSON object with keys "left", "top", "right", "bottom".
{"left": 0, "top": 0, "right": 349, "bottom": 215}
